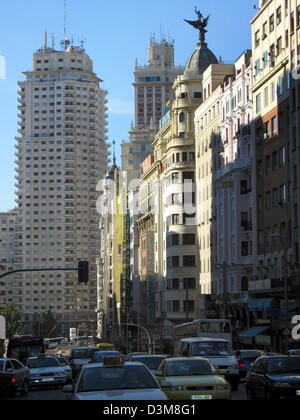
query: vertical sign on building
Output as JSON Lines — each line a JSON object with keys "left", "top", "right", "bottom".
{"left": 125, "top": 210, "right": 132, "bottom": 311}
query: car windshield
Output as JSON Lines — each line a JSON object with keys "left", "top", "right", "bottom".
{"left": 77, "top": 365, "right": 159, "bottom": 392}
{"left": 191, "top": 341, "right": 233, "bottom": 357}
{"left": 240, "top": 351, "right": 263, "bottom": 362}
{"left": 73, "top": 349, "right": 96, "bottom": 359}
{"left": 268, "top": 358, "right": 300, "bottom": 374}
{"left": 28, "top": 358, "right": 60, "bottom": 369}
{"left": 94, "top": 352, "right": 120, "bottom": 363}
{"left": 0, "top": 361, "right": 3, "bottom": 371}
{"left": 133, "top": 357, "right": 166, "bottom": 370}
{"left": 289, "top": 350, "right": 300, "bottom": 356}
{"left": 57, "top": 357, "right": 68, "bottom": 366}
{"left": 166, "top": 360, "right": 216, "bottom": 377}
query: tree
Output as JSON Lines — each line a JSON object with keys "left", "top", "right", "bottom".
{"left": 31, "top": 310, "right": 56, "bottom": 337}
{"left": 0, "top": 303, "right": 26, "bottom": 338}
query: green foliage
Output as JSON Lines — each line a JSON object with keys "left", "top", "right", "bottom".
{"left": 0, "top": 303, "right": 26, "bottom": 338}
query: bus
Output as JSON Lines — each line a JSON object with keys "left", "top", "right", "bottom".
{"left": 173, "top": 319, "right": 232, "bottom": 345}
{"left": 70, "top": 336, "right": 94, "bottom": 348}
{"left": 44, "top": 337, "right": 68, "bottom": 349}
{"left": 5, "top": 335, "right": 45, "bottom": 364}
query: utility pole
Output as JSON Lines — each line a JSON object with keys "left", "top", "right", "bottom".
{"left": 223, "top": 262, "right": 227, "bottom": 319}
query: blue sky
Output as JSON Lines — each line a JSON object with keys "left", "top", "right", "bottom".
{"left": 0, "top": 0, "right": 256, "bottom": 211}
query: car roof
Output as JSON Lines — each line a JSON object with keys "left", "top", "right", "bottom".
{"left": 28, "top": 355, "right": 56, "bottom": 359}
{"left": 181, "top": 337, "right": 229, "bottom": 343}
{"left": 72, "top": 347, "right": 98, "bottom": 351}
{"left": 164, "top": 357, "right": 212, "bottom": 363}
{"left": 83, "top": 362, "right": 150, "bottom": 369}
{"left": 132, "top": 355, "right": 166, "bottom": 359}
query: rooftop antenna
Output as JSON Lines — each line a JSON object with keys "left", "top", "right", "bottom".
{"left": 64, "top": 0, "right": 67, "bottom": 41}
{"left": 52, "top": 33, "right": 55, "bottom": 49}
{"left": 44, "top": 29, "right": 48, "bottom": 49}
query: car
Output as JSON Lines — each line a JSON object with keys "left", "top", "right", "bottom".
{"left": 0, "top": 358, "right": 30, "bottom": 397}
{"left": 91, "top": 351, "right": 122, "bottom": 364}
{"left": 68, "top": 347, "right": 99, "bottom": 380}
{"left": 56, "top": 356, "right": 73, "bottom": 383}
{"left": 236, "top": 350, "right": 264, "bottom": 379}
{"left": 126, "top": 352, "right": 149, "bottom": 361}
{"left": 63, "top": 356, "right": 167, "bottom": 400}
{"left": 246, "top": 355, "right": 300, "bottom": 400}
{"left": 288, "top": 350, "right": 300, "bottom": 356}
{"left": 129, "top": 355, "right": 167, "bottom": 374}
{"left": 26, "top": 356, "right": 67, "bottom": 389}
{"left": 154, "top": 357, "right": 231, "bottom": 400}
{"left": 175, "top": 337, "right": 240, "bottom": 391}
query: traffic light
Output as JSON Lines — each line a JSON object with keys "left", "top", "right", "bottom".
{"left": 108, "top": 321, "right": 113, "bottom": 330}
{"left": 78, "top": 261, "right": 89, "bottom": 283}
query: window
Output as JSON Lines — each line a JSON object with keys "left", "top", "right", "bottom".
{"left": 255, "top": 30, "right": 260, "bottom": 47}
{"left": 256, "top": 94, "right": 261, "bottom": 113}
{"left": 183, "top": 256, "right": 196, "bottom": 267}
{"left": 255, "top": 59, "right": 261, "bottom": 75}
{"left": 271, "top": 116, "right": 277, "bottom": 136}
{"left": 183, "top": 278, "right": 196, "bottom": 289}
{"left": 179, "top": 112, "right": 185, "bottom": 122}
{"left": 269, "top": 14, "right": 275, "bottom": 32}
{"left": 183, "top": 234, "right": 196, "bottom": 245}
{"left": 263, "top": 51, "right": 269, "bottom": 68}
{"left": 241, "top": 242, "right": 249, "bottom": 256}
{"left": 263, "top": 88, "right": 268, "bottom": 108}
{"left": 276, "top": 6, "right": 282, "bottom": 24}
{"left": 279, "top": 147, "right": 286, "bottom": 166}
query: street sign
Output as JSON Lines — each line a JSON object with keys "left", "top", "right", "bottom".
{"left": 0, "top": 316, "right": 5, "bottom": 339}
{"left": 222, "top": 181, "right": 234, "bottom": 189}
{"left": 283, "top": 328, "right": 291, "bottom": 337}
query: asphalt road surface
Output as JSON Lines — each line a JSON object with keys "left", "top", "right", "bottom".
{"left": 2, "top": 384, "right": 248, "bottom": 401}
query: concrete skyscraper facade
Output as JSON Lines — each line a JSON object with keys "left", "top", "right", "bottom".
{"left": 15, "top": 36, "right": 109, "bottom": 335}
{"left": 121, "top": 36, "right": 184, "bottom": 171}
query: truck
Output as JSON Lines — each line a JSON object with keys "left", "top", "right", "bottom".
{"left": 0, "top": 315, "right": 5, "bottom": 357}
{"left": 5, "top": 335, "right": 45, "bottom": 365}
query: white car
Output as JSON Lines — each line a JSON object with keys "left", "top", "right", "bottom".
{"left": 64, "top": 356, "right": 167, "bottom": 400}
{"left": 27, "top": 356, "right": 67, "bottom": 388}
{"left": 56, "top": 356, "right": 73, "bottom": 383}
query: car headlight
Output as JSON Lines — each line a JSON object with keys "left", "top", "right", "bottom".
{"left": 216, "top": 384, "right": 231, "bottom": 391}
{"left": 168, "top": 386, "right": 185, "bottom": 392}
{"left": 273, "top": 382, "right": 292, "bottom": 388}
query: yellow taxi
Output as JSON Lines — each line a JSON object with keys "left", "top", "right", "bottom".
{"left": 155, "top": 357, "right": 231, "bottom": 400}
{"left": 96, "top": 343, "right": 115, "bottom": 351}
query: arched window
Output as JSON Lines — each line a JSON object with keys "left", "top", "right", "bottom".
{"left": 179, "top": 112, "right": 185, "bottom": 122}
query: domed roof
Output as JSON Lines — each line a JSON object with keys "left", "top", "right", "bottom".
{"left": 184, "top": 42, "right": 218, "bottom": 78}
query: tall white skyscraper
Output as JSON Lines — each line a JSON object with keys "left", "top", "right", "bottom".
{"left": 15, "top": 35, "right": 109, "bottom": 336}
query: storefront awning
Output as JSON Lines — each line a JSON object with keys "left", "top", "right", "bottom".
{"left": 248, "top": 298, "right": 277, "bottom": 312}
{"left": 239, "top": 326, "right": 269, "bottom": 339}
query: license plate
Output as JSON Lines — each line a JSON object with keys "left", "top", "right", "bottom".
{"left": 296, "top": 391, "right": 300, "bottom": 396}
{"left": 191, "top": 395, "right": 213, "bottom": 400}
{"left": 42, "top": 378, "right": 55, "bottom": 383}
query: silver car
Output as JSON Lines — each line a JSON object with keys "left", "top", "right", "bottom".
{"left": 0, "top": 358, "right": 30, "bottom": 397}
{"left": 27, "top": 356, "right": 67, "bottom": 388}
{"left": 63, "top": 356, "right": 167, "bottom": 400}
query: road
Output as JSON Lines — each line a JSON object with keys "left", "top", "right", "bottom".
{"left": 3, "top": 384, "right": 248, "bottom": 401}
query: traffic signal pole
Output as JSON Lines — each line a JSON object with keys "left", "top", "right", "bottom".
{"left": 0, "top": 261, "right": 89, "bottom": 285}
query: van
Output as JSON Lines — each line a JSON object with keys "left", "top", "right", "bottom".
{"left": 174, "top": 337, "right": 240, "bottom": 391}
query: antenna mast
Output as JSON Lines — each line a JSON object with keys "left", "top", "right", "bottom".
{"left": 64, "top": 0, "right": 67, "bottom": 40}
